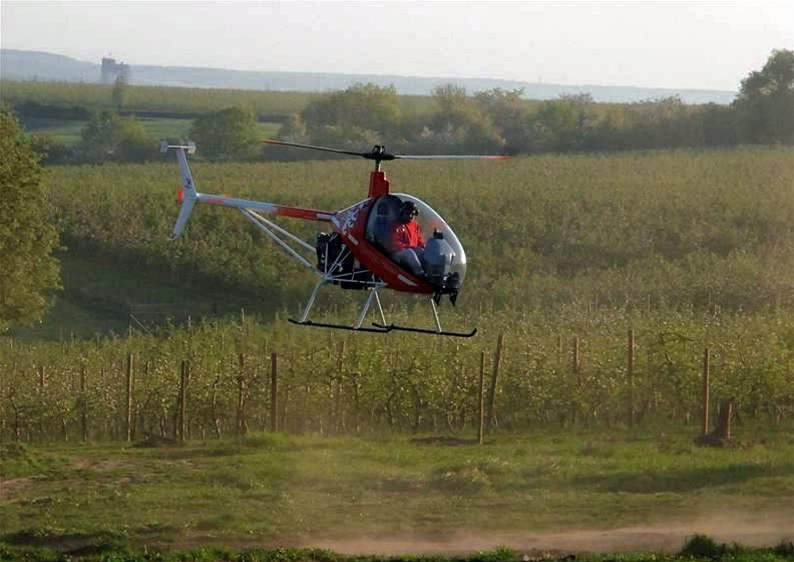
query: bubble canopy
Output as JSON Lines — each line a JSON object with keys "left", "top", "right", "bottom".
{"left": 392, "top": 193, "right": 467, "bottom": 284}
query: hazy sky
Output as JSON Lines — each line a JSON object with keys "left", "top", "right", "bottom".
{"left": 2, "top": 1, "right": 792, "bottom": 91}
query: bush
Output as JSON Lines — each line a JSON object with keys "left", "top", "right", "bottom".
{"left": 28, "top": 133, "right": 72, "bottom": 164}
{"left": 680, "top": 534, "right": 725, "bottom": 558}
{"left": 190, "top": 106, "right": 261, "bottom": 161}
{"left": 77, "top": 111, "right": 158, "bottom": 163}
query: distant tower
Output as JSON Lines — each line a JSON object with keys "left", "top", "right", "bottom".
{"left": 101, "top": 57, "right": 131, "bottom": 84}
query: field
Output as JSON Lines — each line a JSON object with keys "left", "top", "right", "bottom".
{"left": 1, "top": 79, "right": 440, "bottom": 119}
{"left": 2, "top": 146, "right": 793, "bottom": 559}
{"left": 40, "top": 146, "right": 794, "bottom": 310}
{"left": 2, "top": 430, "right": 794, "bottom": 555}
{"left": 21, "top": 116, "right": 282, "bottom": 146}
{"left": 2, "top": 146, "right": 792, "bottom": 439}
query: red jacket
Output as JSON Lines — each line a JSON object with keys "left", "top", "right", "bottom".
{"left": 390, "top": 220, "right": 424, "bottom": 251}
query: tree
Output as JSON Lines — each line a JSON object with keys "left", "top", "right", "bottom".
{"left": 0, "top": 108, "right": 60, "bottom": 332}
{"left": 78, "top": 111, "right": 157, "bottom": 163}
{"left": 302, "top": 83, "right": 401, "bottom": 133}
{"left": 474, "top": 88, "right": 531, "bottom": 153}
{"left": 431, "top": 84, "right": 480, "bottom": 130}
{"left": 112, "top": 75, "right": 128, "bottom": 112}
{"left": 529, "top": 94, "right": 596, "bottom": 152}
{"left": 29, "top": 133, "right": 72, "bottom": 165}
{"left": 190, "top": 106, "right": 259, "bottom": 160}
{"left": 414, "top": 84, "right": 503, "bottom": 154}
{"left": 734, "top": 49, "right": 794, "bottom": 144}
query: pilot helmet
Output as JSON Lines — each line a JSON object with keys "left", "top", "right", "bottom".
{"left": 398, "top": 201, "right": 419, "bottom": 224}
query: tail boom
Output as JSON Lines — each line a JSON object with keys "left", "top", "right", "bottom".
{"left": 163, "top": 141, "right": 334, "bottom": 240}
{"left": 196, "top": 194, "right": 335, "bottom": 222}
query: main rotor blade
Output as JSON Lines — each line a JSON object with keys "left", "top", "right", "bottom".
{"left": 263, "top": 139, "right": 367, "bottom": 158}
{"left": 394, "top": 154, "right": 510, "bottom": 160}
{"left": 264, "top": 139, "right": 510, "bottom": 162}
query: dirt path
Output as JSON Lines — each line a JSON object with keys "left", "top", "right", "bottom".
{"left": 0, "top": 477, "right": 32, "bottom": 500}
{"left": 305, "top": 512, "right": 794, "bottom": 555}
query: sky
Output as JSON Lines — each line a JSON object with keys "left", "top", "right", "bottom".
{"left": 1, "top": 1, "right": 792, "bottom": 91}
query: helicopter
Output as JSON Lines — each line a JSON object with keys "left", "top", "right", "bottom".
{"left": 161, "top": 139, "right": 508, "bottom": 337}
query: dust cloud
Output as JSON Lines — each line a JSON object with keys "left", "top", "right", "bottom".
{"left": 305, "top": 510, "right": 794, "bottom": 555}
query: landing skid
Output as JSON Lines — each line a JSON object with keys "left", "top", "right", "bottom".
{"left": 372, "top": 323, "right": 477, "bottom": 338}
{"left": 288, "top": 319, "right": 392, "bottom": 333}
{"left": 289, "top": 279, "right": 477, "bottom": 337}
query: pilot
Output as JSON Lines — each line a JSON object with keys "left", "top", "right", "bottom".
{"left": 389, "top": 200, "right": 425, "bottom": 277}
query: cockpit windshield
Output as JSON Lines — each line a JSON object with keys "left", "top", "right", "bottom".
{"left": 365, "top": 193, "right": 467, "bottom": 285}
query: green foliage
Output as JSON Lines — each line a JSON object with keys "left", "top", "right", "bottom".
{"left": 78, "top": 111, "right": 158, "bottom": 163}
{"left": 0, "top": 79, "right": 326, "bottom": 118}
{"left": 13, "top": 542, "right": 772, "bottom": 562}
{"left": 28, "top": 133, "right": 71, "bottom": 164}
{"left": 4, "top": 50, "right": 793, "bottom": 165}
{"left": 39, "top": 148, "right": 794, "bottom": 314}
{"left": 190, "top": 106, "right": 260, "bottom": 161}
{"left": 409, "top": 84, "right": 503, "bottom": 154}
{"left": 301, "top": 83, "right": 402, "bottom": 138}
{"left": 474, "top": 88, "right": 532, "bottom": 153}
{"left": 1, "top": 433, "right": 794, "bottom": 555}
{"left": 0, "top": 107, "right": 60, "bottom": 332}
{"left": 529, "top": 93, "right": 596, "bottom": 152}
{"left": 679, "top": 534, "right": 727, "bottom": 558}
{"left": 734, "top": 49, "right": 794, "bottom": 144}
{"left": 2, "top": 148, "right": 793, "bottom": 438}
{"left": 2, "top": 307, "right": 794, "bottom": 440}
{"left": 112, "top": 75, "right": 128, "bottom": 112}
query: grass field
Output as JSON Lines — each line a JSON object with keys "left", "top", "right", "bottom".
{"left": 22, "top": 116, "right": 281, "bottom": 145}
{"left": 2, "top": 429, "right": 793, "bottom": 554}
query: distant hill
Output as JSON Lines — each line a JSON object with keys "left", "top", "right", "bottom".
{"left": 0, "top": 49, "right": 97, "bottom": 82}
{"left": 1, "top": 48, "right": 736, "bottom": 104}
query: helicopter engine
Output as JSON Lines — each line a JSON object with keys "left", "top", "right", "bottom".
{"left": 423, "top": 230, "right": 462, "bottom": 302}
{"left": 316, "top": 232, "right": 370, "bottom": 289}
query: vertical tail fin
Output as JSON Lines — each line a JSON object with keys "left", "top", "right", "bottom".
{"left": 161, "top": 141, "right": 198, "bottom": 240}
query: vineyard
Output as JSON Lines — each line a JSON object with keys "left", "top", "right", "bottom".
{"left": 2, "top": 307, "right": 793, "bottom": 442}
{"left": 1, "top": 146, "right": 793, "bottom": 442}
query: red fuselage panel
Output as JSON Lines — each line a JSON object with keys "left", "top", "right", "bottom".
{"left": 330, "top": 198, "right": 434, "bottom": 294}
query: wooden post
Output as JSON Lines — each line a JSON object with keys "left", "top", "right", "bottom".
{"left": 478, "top": 351, "right": 485, "bottom": 445}
{"left": 270, "top": 352, "right": 278, "bottom": 432}
{"left": 80, "top": 365, "right": 88, "bottom": 442}
{"left": 486, "top": 333, "right": 504, "bottom": 434}
{"left": 236, "top": 353, "right": 245, "bottom": 437}
{"left": 179, "top": 360, "right": 188, "bottom": 443}
{"left": 627, "top": 329, "right": 635, "bottom": 427}
{"left": 702, "top": 348, "right": 710, "bottom": 436}
{"left": 125, "top": 352, "right": 134, "bottom": 443}
{"left": 571, "top": 336, "right": 580, "bottom": 425}
{"left": 556, "top": 334, "right": 563, "bottom": 366}
{"left": 714, "top": 399, "right": 733, "bottom": 441}
{"left": 572, "top": 336, "right": 580, "bottom": 380}
{"left": 38, "top": 365, "right": 45, "bottom": 440}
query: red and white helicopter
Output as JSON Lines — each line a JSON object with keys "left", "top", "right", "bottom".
{"left": 162, "top": 139, "right": 507, "bottom": 337}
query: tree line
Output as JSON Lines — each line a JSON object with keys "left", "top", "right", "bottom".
{"left": 15, "top": 49, "right": 794, "bottom": 164}
{"left": 275, "top": 49, "right": 792, "bottom": 158}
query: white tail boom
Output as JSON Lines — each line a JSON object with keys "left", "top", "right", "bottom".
{"left": 162, "top": 140, "right": 333, "bottom": 248}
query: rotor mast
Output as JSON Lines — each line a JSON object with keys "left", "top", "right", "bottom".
{"left": 262, "top": 138, "right": 507, "bottom": 200}
{"left": 368, "top": 145, "right": 391, "bottom": 198}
